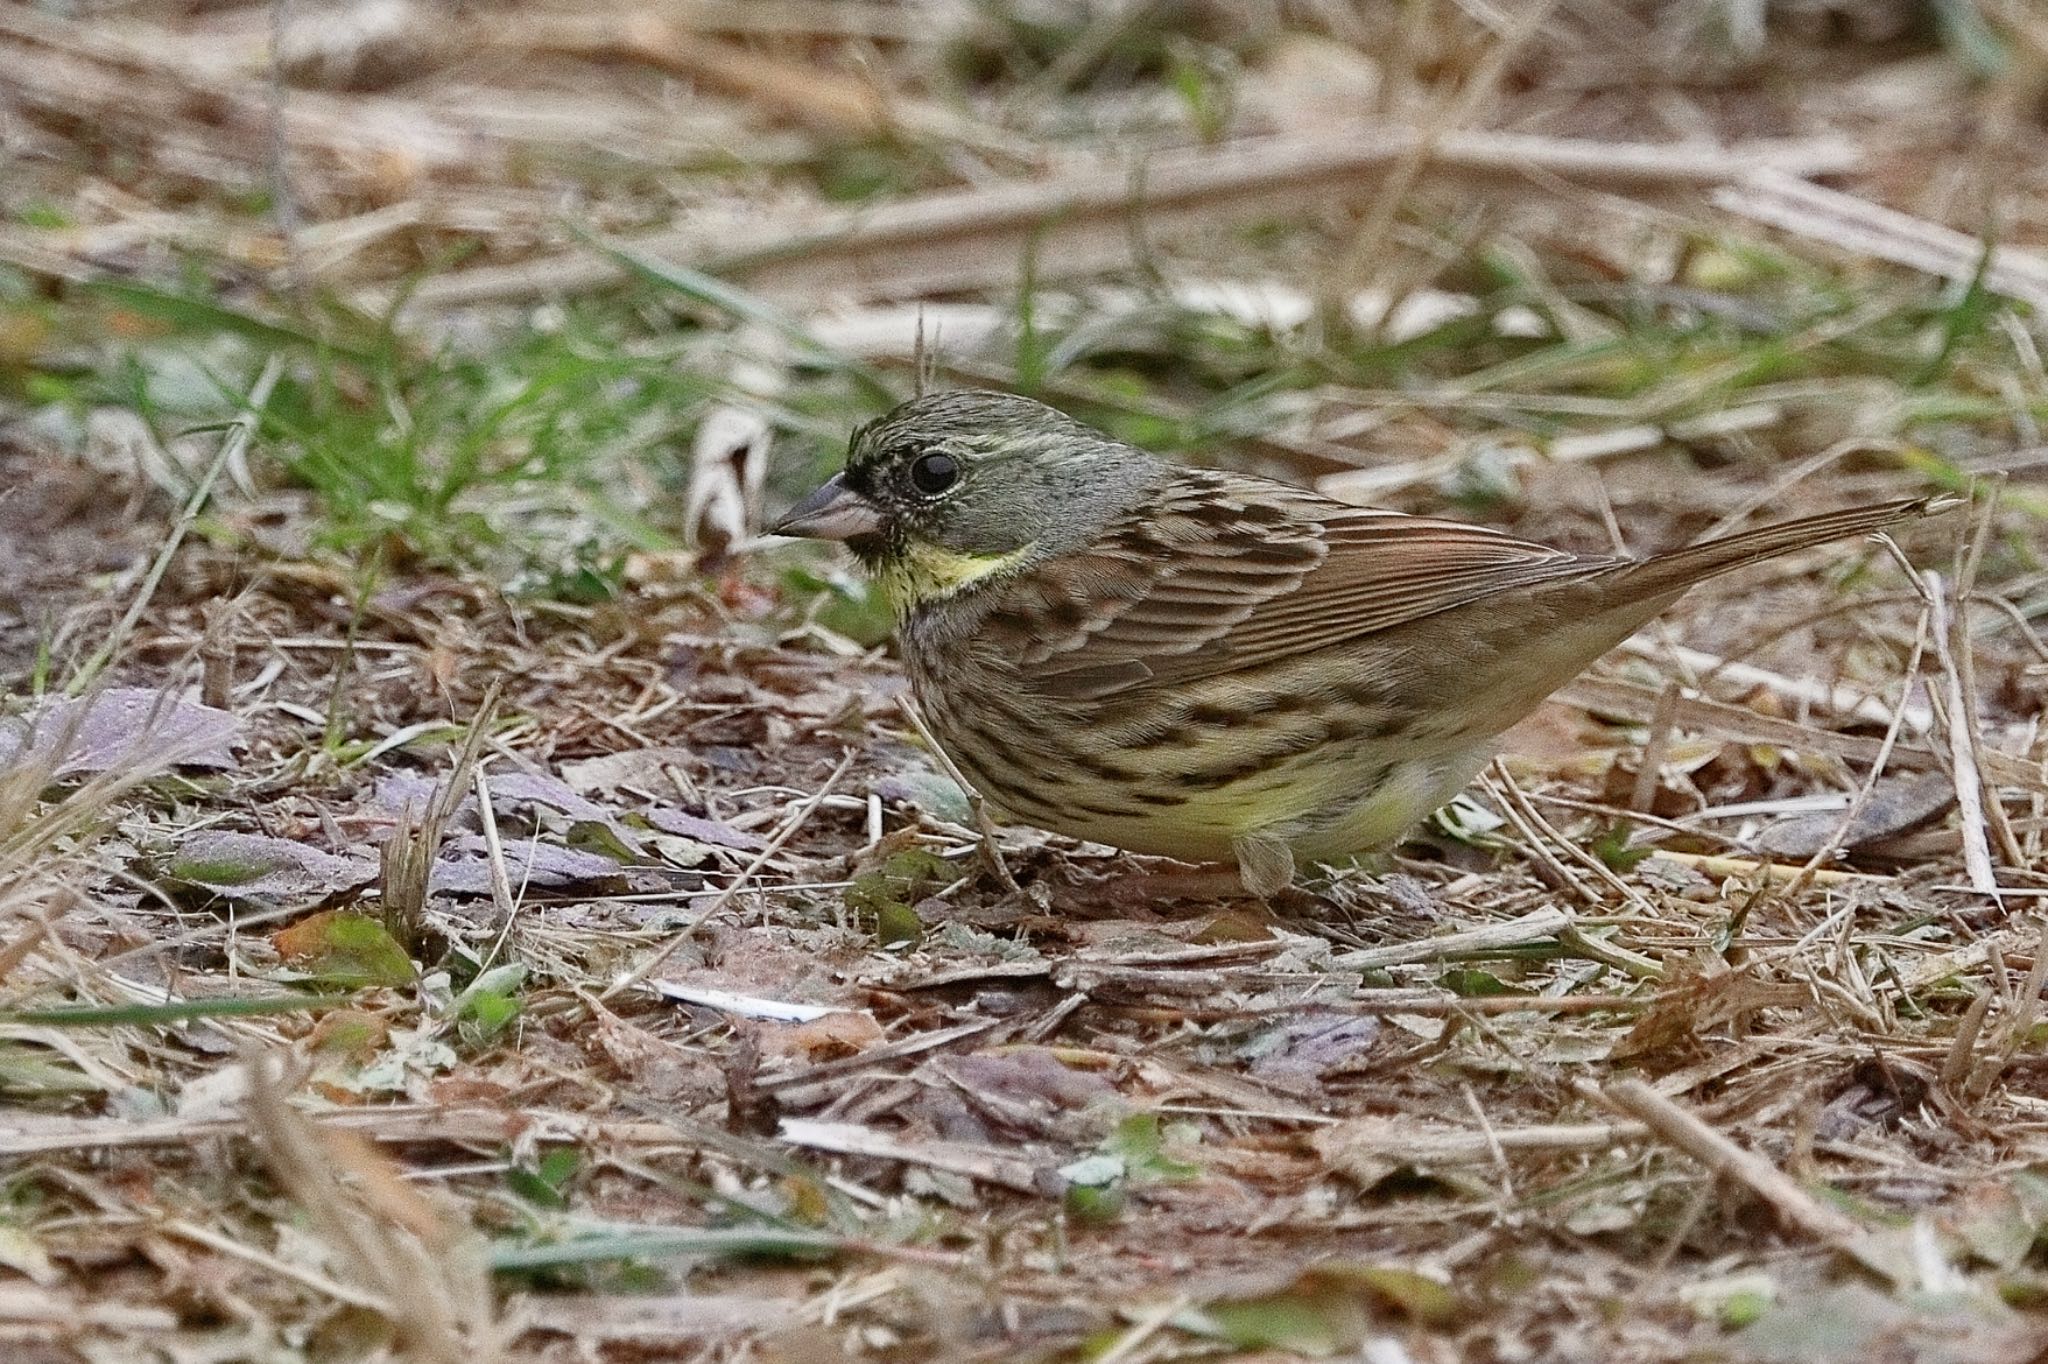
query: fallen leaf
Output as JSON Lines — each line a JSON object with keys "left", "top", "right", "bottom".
{"left": 308, "top": 1009, "right": 391, "bottom": 1063}
{"left": 561, "top": 747, "right": 695, "bottom": 797}
{"left": 639, "top": 806, "right": 766, "bottom": 851}
{"left": 0, "top": 1043, "right": 102, "bottom": 1097}
{"left": 428, "top": 834, "right": 626, "bottom": 894}
{"left": 273, "top": 911, "right": 417, "bottom": 988}
{"left": 873, "top": 769, "right": 973, "bottom": 825}
{"left": 1949, "top": 1179, "right": 2045, "bottom": 1272}
{"left": 758, "top": 1011, "right": 885, "bottom": 1062}
{"left": 1755, "top": 772, "right": 1955, "bottom": 859}
{"left": 0, "top": 1225, "right": 58, "bottom": 1286}
{"left": 484, "top": 772, "right": 646, "bottom": 855}
{"left": 0, "top": 688, "right": 241, "bottom": 776}
{"left": 684, "top": 402, "right": 772, "bottom": 561}
{"left": 1184, "top": 1262, "right": 1456, "bottom": 1356}
{"left": 936, "top": 1049, "right": 1118, "bottom": 1114}
{"left": 1247, "top": 1012, "right": 1383, "bottom": 1087}
{"left": 167, "top": 831, "right": 376, "bottom": 901}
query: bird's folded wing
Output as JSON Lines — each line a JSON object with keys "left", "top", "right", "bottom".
{"left": 991, "top": 476, "right": 1613, "bottom": 701}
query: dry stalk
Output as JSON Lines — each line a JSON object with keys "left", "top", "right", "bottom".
{"left": 1328, "top": 906, "right": 1569, "bottom": 971}
{"left": 1940, "top": 986, "right": 1995, "bottom": 1096}
{"left": 1922, "top": 564, "right": 1999, "bottom": 893}
{"left": 390, "top": 127, "right": 1863, "bottom": 314}
{"left": 1310, "top": 1115, "right": 1650, "bottom": 1184}
{"left": 471, "top": 762, "right": 518, "bottom": 926}
{"left": 1094, "top": 1295, "right": 1193, "bottom": 1364}
{"left": 899, "top": 694, "right": 1018, "bottom": 893}
{"left": 242, "top": 1051, "right": 507, "bottom": 1361}
{"left": 1598, "top": 1078, "right": 1860, "bottom": 1243}
{"left": 1713, "top": 171, "right": 2048, "bottom": 312}
{"left": 1481, "top": 766, "right": 1665, "bottom": 980}
{"left": 1630, "top": 680, "right": 1683, "bottom": 814}
{"left": 198, "top": 598, "right": 239, "bottom": 711}
{"left": 777, "top": 1117, "right": 1048, "bottom": 1194}
{"left": 1955, "top": 919, "right": 2048, "bottom": 1099}
{"left": 1952, "top": 483, "right": 2028, "bottom": 868}
{"left": 379, "top": 681, "right": 501, "bottom": 948}
{"left": 1624, "top": 639, "right": 1932, "bottom": 732}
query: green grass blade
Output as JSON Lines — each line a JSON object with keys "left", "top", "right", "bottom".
{"left": 3, "top": 994, "right": 358, "bottom": 1027}
{"left": 587, "top": 237, "right": 895, "bottom": 405}
{"left": 89, "top": 279, "right": 374, "bottom": 363}
{"left": 488, "top": 1226, "right": 844, "bottom": 1271}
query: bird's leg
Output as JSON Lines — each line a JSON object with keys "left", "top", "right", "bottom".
{"left": 1231, "top": 834, "right": 1297, "bottom": 899}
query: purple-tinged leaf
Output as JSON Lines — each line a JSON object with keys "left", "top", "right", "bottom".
{"left": 429, "top": 834, "right": 626, "bottom": 894}
{"left": 1248, "top": 1012, "right": 1383, "bottom": 1088}
{"left": 370, "top": 773, "right": 445, "bottom": 816}
{"left": 168, "top": 831, "right": 376, "bottom": 900}
{"left": 0, "top": 689, "right": 241, "bottom": 777}
{"left": 486, "top": 772, "right": 624, "bottom": 827}
{"left": 641, "top": 806, "right": 765, "bottom": 852}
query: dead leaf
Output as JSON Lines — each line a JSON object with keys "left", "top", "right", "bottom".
{"left": 483, "top": 772, "right": 647, "bottom": 855}
{"left": 1755, "top": 772, "right": 1955, "bottom": 860}
{"left": 873, "top": 769, "right": 973, "bottom": 824}
{"left": 936, "top": 1049, "right": 1118, "bottom": 1113}
{"left": 1247, "top": 1012, "right": 1383, "bottom": 1089}
{"left": 167, "top": 831, "right": 376, "bottom": 901}
{"left": 1187, "top": 1262, "right": 1458, "bottom": 1357}
{"left": 309, "top": 1009, "right": 392, "bottom": 1063}
{"left": 639, "top": 806, "right": 765, "bottom": 852}
{"left": 429, "top": 835, "right": 626, "bottom": 894}
{"left": 1610, "top": 970, "right": 1812, "bottom": 1065}
{"left": 273, "top": 911, "right": 417, "bottom": 988}
{"left": 561, "top": 747, "right": 695, "bottom": 798}
{"left": 685, "top": 402, "right": 772, "bottom": 562}
{"left": 758, "top": 1011, "right": 884, "bottom": 1063}
{"left": 0, "top": 688, "right": 241, "bottom": 776}
{"left": 1729, "top": 1280, "right": 2027, "bottom": 1364}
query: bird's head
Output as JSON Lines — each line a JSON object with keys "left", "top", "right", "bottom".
{"left": 770, "top": 390, "right": 1163, "bottom": 605}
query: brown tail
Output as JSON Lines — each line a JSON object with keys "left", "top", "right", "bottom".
{"left": 1609, "top": 494, "right": 1954, "bottom": 601}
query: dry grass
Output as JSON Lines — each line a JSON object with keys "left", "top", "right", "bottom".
{"left": 4, "top": 2, "right": 2048, "bottom": 1362}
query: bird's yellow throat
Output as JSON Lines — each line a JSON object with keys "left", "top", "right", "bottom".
{"left": 876, "top": 541, "right": 1033, "bottom": 606}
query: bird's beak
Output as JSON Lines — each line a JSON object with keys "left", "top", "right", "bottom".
{"left": 768, "top": 474, "right": 886, "bottom": 541}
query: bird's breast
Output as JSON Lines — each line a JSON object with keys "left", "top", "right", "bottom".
{"left": 896, "top": 632, "right": 1443, "bottom": 864}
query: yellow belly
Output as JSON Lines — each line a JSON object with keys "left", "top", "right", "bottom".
{"left": 910, "top": 640, "right": 1492, "bottom": 872}
{"left": 954, "top": 722, "right": 1490, "bottom": 869}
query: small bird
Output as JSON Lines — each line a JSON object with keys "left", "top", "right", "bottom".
{"left": 773, "top": 390, "right": 1943, "bottom": 896}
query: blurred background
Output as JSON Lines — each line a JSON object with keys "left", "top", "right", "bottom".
{"left": 4, "top": 0, "right": 2045, "bottom": 615}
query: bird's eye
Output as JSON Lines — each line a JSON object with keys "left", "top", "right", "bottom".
{"left": 908, "top": 452, "right": 960, "bottom": 496}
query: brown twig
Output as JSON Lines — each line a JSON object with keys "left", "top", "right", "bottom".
{"left": 388, "top": 128, "right": 1865, "bottom": 313}
{"left": 1598, "top": 1078, "right": 1860, "bottom": 1242}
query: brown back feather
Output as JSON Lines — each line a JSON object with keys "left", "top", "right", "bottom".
{"left": 989, "top": 472, "right": 1945, "bottom": 704}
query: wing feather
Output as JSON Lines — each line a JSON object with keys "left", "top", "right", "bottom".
{"left": 985, "top": 472, "right": 1616, "bottom": 701}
